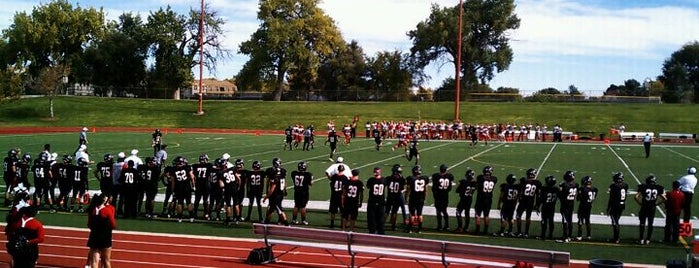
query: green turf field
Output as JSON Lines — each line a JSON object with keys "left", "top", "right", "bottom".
{"left": 1, "top": 131, "right": 698, "bottom": 265}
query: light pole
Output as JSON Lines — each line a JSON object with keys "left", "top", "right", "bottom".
{"left": 196, "top": 0, "right": 205, "bottom": 115}
{"left": 454, "top": 0, "right": 463, "bottom": 121}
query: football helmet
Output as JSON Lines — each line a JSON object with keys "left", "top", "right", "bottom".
{"left": 412, "top": 165, "right": 422, "bottom": 174}
{"left": 252, "top": 161, "right": 262, "bottom": 170}
{"left": 581, "top": 176, "right": 592, "bottom": 185}
{"left": 22, "top": 154, "right": 31, "bottom": 163}
{"left": 235, "top": 159, "right": 244, "bottom": 169}
{"left": 483, "top": 166, "right": 494, "bottom": 175}
{"left": 439, "top": 164, "right": 448, "bottom": 172}
{"left": 77, "top": 157, "right": 88, "bottom": 166}
{"left": 103, "top": 154, "right": 114, "bottom": 163}
{"left": 174, "top": 156, "right": 185, "bottom": 166}
{"left": 8, "top": 149, "right": 18, "bottom": 157}
{"left": 272, "top": 158, "right": 281, "bottom": 168}
{"left": 645, "top": 175, "right": 657, "bottom": 185}
{"left": 506, "top": 174, "right": 517, "bottom": 185}
{"left": 298, "top": 161, "right": 307, "bottom": 171}
{"left": 199, "top": 154, "right": 209, "bottom": 163}
{"left": 465, "top": 169, "right": 475, "bottom": 180}
{"left": 613, "top": 172, "right": 624, "bottom": 183}
{"left": 392, "top": 164, "right": 402, "bottom": 175}
{"left": 689, "top": 167, "right": 697, "bottom": 175}
{"left": 39, "top": 152, "right": 49, "bottom": 162}
{"left": 545, "top": 175, "right": 556, "bottom": 186}
{"left": 337, "top": 164, "right": 345, "bottom": 172}
{"left": 155, "top": 128, "right": 161, "bottom": 133}
{"left": 563, "top": 171, "right": 575, "bottom": 182}
{"left": 526, "top": 168, "right": 537, "bottom": 179}
{"left": 63, "top": 155, "right": 73, "bottom": 164}
{"left": 215, "top": 158, "right": 226, "bottom": 167}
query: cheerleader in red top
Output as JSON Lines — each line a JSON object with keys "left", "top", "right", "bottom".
{"left": 86, "top": 193, "right": 116, "bottom": 268}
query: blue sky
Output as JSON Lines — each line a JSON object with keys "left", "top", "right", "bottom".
{"left": 2, "top": 0, "right": 699, "bottom": 95}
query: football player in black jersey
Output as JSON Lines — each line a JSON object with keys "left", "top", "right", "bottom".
{"left": 635, "top": 175, "right": 666, "bottom": 245}
{"left": 94, "top": 154, "right": 114, "bottom": 199}
{"left": 342, "top": 169, "right": 364, "bottom": 232}
{"left": 4, "top": 149, "right": 19, "bottom": 206}
{"left": 406, "top": 136, "right": 419, "bottom": 165}
{"left": 405, "top": 165, "right": 428, "bottom": 233}
{"left": 263, "top": 158, "right": 289, "bottom": 225}
{"left": 15, "top": 154, "right": 31, "bottom": 190}
{"left": 192, "top": 154, "right": 212, "bottom": 219}
{"left": 120, "top": 160, "right": 141, "bottom": 218}
{"left": 537, "top": 175, "right": 559, "bottom": 240}
{"left": 325, "top": 129, "right": 341, "bottom": 162}
{"left": 140, "top": 157, "right": 161, "bottom": 218}
{"left": 366, "top": 167, "right": 386, "bottom": 234}
{"left": 496, "top": 174, "right": 519, "bottom": 236}
{"left": 431, "top": 164, "right": 454, "bottom": 231}
{"left": 291, "top": 161, "right": 313, "bottom": 225}
{"left": 576, "top": 176, "right": 597, "bottom": 240}
{"left": 152, "top": 129, "right": 163, "bottom": 156}
{"left": 454, "top": 169, "right": 477, "bottom": 233}
{"left": 515, "top": 168, "right": 541, "bottom": 238}
{"left": 246, "top": 161, "right": 265, "bottom": 222}
{"left": 474, "top": 166, "right": 498, "bottom": 234}
{"left": 233, "top": 159, "right": 248, "bottom": 222}
{"left": 55, "top": 155, "right": 73, "bottom": 211}
{"left": 32, "top": 152, "right": 54, "bottom": 212}
{"left": 558, "top": 171, "right": 579, "bottom": 242}
{"left": 170, "top": 156, "right": 195, "bottom": 222}
{"left": 384, "top": 164, "right": 407, "bottom": 231}
{"left": 328, "top": 164, "right": 348, "bottom": 228}
{"left": 607, "top": 172, "right": 628, "bottom": 243}
{"left": 372, "top": 127, "right": 382, "bottom": 151}
{"left": 284, "top": 126, "right": 293, "bottom": 150}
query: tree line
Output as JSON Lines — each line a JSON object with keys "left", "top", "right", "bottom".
{"left": 0, "top": 0, "right": 697, "bottom": 103}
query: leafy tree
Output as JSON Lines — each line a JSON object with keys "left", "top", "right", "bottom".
{"left": 408, "top": 0, "right": 520, "bottom": 93}
{"left": 316, "top": 41, "right": 368, "bottom": 101}
{"left": 566, "top": 84, "right": 581, "bottom": 95}
{"left": 537, "top": 87, "right": 560, "bottom": 95}
{"left": 659, "top": 41, "right": 699, "bottom": 103}
{"left": 0, "top": 40, "right": 22, "bottom": 100}
{"left": 604, "top": 79, "right": 648, "bottom": 97}
{"left": 238, "top": 0, "right": 345, "bottom": 101}
{"left": 2, "top": 0, "right": 104, "bottom": 77}
{"left": 495, "top": 86, "right": 519, "bottom": 94}
{"left": 366, "top": 50, "right": 413, "bottom": 102}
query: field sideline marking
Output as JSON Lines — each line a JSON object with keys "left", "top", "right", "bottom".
{"left": 607, "top": 144, "right": 667, "bottom": 218}
{"left": 447, "top": 143, "right": 505, "bottom": 171}
{"left": 662, "top": 146, "right": 699, "bottom": 163}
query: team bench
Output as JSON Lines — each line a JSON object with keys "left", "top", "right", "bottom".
{"left": 252, "top": 223, "right": 570, "bottom": 267}
{"left": 658, "top": 132, "right": 696, "bottom": 143}
{"left": 618, "top": 132, "right": 653, "bottom": 141}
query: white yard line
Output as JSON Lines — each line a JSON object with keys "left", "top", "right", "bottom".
{"left": 448, "top": 143, "right": 505, "bottom": 170}
{"left": 662, "top": 146, "right": 699, "bottom": 163}
{"left": 535, "top": 143, "right": 557, "bottom": 179}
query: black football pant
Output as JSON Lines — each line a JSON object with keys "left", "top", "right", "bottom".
{"left": 367, "top": 203, "right": 385, "bottom": 234}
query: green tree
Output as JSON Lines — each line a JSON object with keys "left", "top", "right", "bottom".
{"left": 317, "top": 41, "right": 368, "bottom": 101}
{"left": 367, "top": 51, "right": 413, "bottom": 102}
{"left": 408, "top": 0, "right": 520, "bottom": 93}
{"left": 0, "top": 40, "right": 23, "bottom": 100}
{"left": 659, "top": 41, "right": 699, "bottom": 103}
{"left": 238, "top": 0, "right": 345, "bottom": 101}
{"left": 566, "top": 84, "right": 581, "bottom": 95}
{"left": 2, "top": 0, "right": 104, "bottom": 77}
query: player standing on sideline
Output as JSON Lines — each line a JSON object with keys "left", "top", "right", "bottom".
{"left": 263, "top": 158, "right": 289, "bottom": 226}
{"left": 246, "top": 161, "right": 265, "bottom": 223}
{"left": 474, "top": 166, "right": 497, "bottom": 235}
{"left": 171, "top": 156, "right": 195, "bottom": 223}
{"left": 209, "top": 159, "right": 226, "bottom": 221}
{"left": 233, "top": 159, "right": 248, "bottom": 222}
{"left": 291, "top": 161, "right": 313, "bottom": 225}
{"left": 431, "top": 164, "right": 454, "bottom": 231}
{"left": 152, "top": 129, "right": 163, "bottom": 156}
{"left": 635, "top": 175, "right": 666, "bottom": 245}
{"left": 406, "top": 136, "right": 420, "bottom": 165}
{"left": 32, "top": 153, "right": 55, "bottom": 212}
{"left": 576, "top": 176, "right": 597, "bottom": 241}
{"left": 139, "top": 157, "right": 161, "bottom": 219}
{"left": 496, "top": 174, "right": 519, "bottom": 236}
{"left": 537, "top": 175, "right": 559, "bottom": 240}
{"left": 94, "top": 155, "right": 114, "bottom": 199}
{"left": 325, "top": 129, "right": 341, "bottom": 161}
{"left": 191, "top": 155, "right": 212, "bottom": 220}
{"left": 678, "top": 166, "right": 697, "bottom": 223}
{"left": 515, "top": 168, "right": 540, "bottom": 238}
{"left": 607, "top": 172, "right": 629, "bottom": 243}
{"left": 328, "top": 165, "right": 348, "bottom": 228}
{"left": 385, "top": 164, "right": 408, "bottom": 231}
{"left": 159, "top": 159, "right": 175, "bottom": 218}
{"left": 558, "top": 171, "right": 578, "bottom": 242}
{"left": 454, "top": 169, "right": 477, "bottom": 233}
{"left": 405, "top": 165, "right": 428, "bottom": 233}
{"left": 342, "top": 169, "right": 364, "bottom": 232}
{"left": 283, "top": 126, "right": 293, "bottom": 151}
{"left": 16, "top": 154, "right": 31, "bottom": 190}
{"left": 119, "top": 160, "right": 140, "bottom": 218}
{"left": 372, "top": 125, "right": 382, "bottom": 151}
{"left": 220, "top": 158, "right": 241, "bottom": 225}
{"left": 366, "top": 167, "right": 386, "bottom": 234}
{"left": 642, "top": 133, "right": 652, "bottom": 158}
{"left": 664, "top": 181, "right": 684, "bottom": 244}
{"left": 4, "top": 149, "right": 19, "bottom": 206}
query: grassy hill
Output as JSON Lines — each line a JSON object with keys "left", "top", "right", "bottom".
{"left": 1, "top": 96, "right": 698, "bottom": 135}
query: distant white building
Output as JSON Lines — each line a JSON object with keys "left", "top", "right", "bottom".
{"left": 184, "top": 79, "right": 238, "bottom": 99}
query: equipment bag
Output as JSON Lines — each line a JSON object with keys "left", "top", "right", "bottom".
{"left": 246, "top": 246, "right": 273, "bottom": 265}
